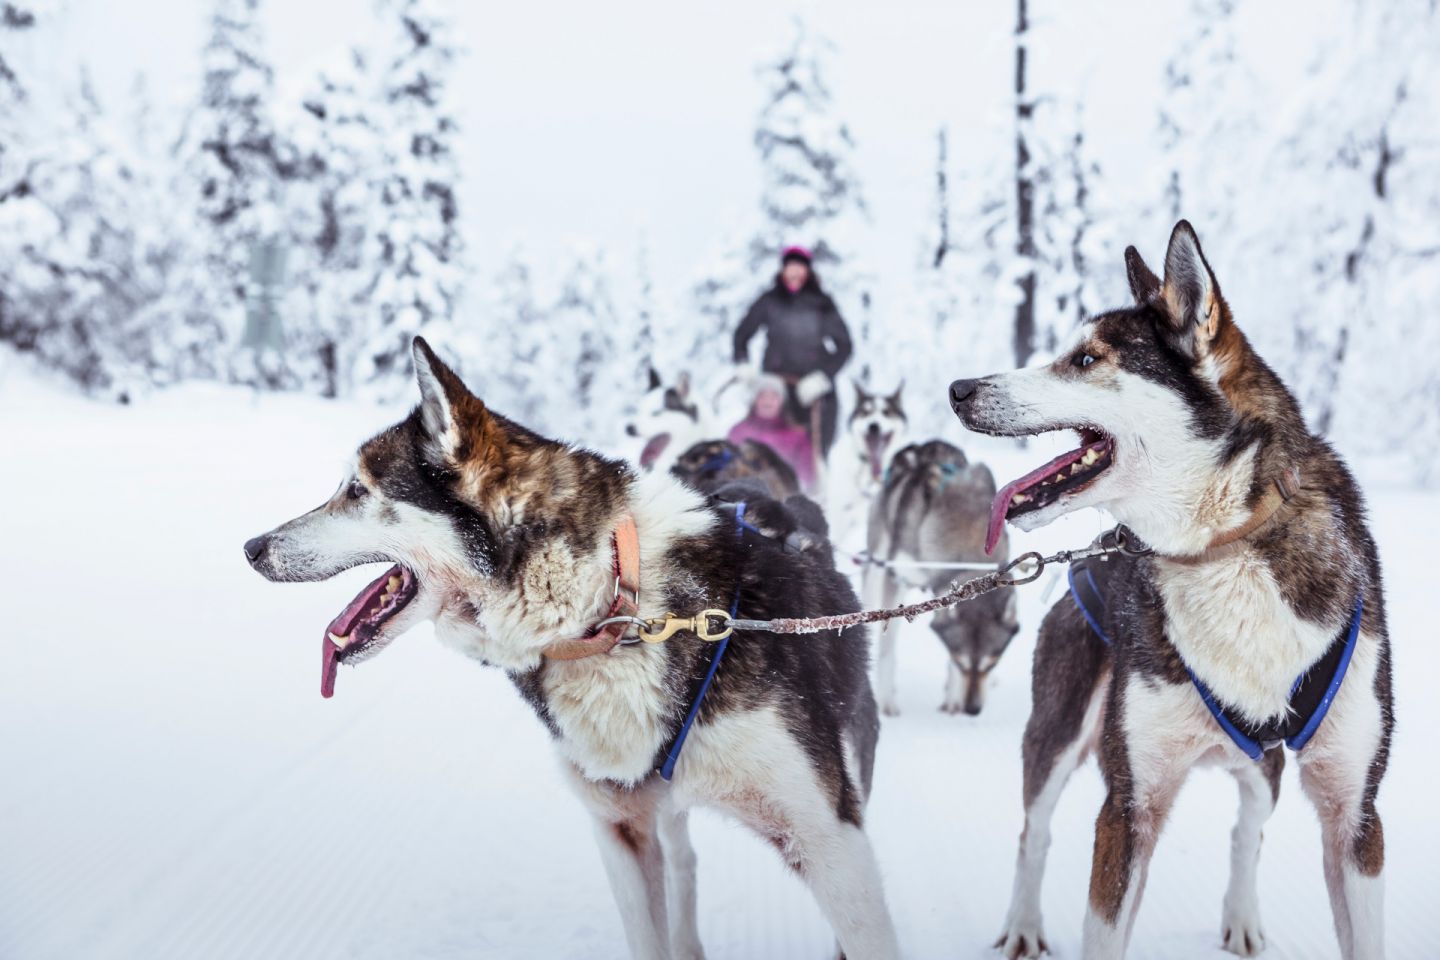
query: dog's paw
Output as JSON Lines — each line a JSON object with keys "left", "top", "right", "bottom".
{"left": 940, "top": 699, "right": 961, "bottom": 714}
{"left": 1221, "top": 902, "right": 1266, "bottom": 956}
{"left": 994, "top": 923, "right": 1049, "bottom": 959}
{"left": 880, "top": 699, "right": 901, "bottom": 718}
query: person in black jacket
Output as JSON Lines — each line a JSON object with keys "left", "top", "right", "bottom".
{"left": 732, "top": 246, "right": 853, "bottom": 458}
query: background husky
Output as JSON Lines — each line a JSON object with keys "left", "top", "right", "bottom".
{"left": 670, "top": 437, "right": 801, "bottom": 499}
{"left": 243, "top": 338, "right": 900, "bottom": 960}
{"left": 845, "top": 381, "right": 910, "bottom": 499}
{"left": 951, "top": 222, "right": 1393, "bottom": 960}
{"left": 864, "top": 440, "right": 1018, "bottom": 717}
{"left": 624, "top": 369, "right": 711, "bottom": 473}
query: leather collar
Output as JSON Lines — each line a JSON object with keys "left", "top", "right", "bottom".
{"left": 1168, "top": 467, "right": 1301, "bottom": 564}
{"left": 541, "top": 515, "right": 641, "bottom": 661}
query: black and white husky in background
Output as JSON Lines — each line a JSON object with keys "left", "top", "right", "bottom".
{"left": 846, "top": 381, "right": 910, "bottom": 499}
{"left": 624, "top": 368, "right": 709, "bottom": 474}
{"left": 243, "top": 339, "right": 900, "bottom": 960}
{"left": 863, "top": 440, "right": 1018, "bottom": 717}
{"left": 951, "top": 222, "right": 1393, "bottom": 959}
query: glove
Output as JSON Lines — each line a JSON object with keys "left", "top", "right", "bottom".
{"left": 795, "top": 370, "right": 832, "bottom": 407}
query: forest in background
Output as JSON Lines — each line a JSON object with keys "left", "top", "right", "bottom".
{"left": 1, "top": 0, "right": 1437, "bottom": 479}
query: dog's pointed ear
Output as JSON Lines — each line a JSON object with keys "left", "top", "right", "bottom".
{"left": 674, "top": 370, "right": 691, "bottom": 401}
{"left": 851, "top": 378, "right": 868, "bottom": 403}
{"left": 1159, "top": 221, "right": 1227, "bottom": 355}
{"left": 412, "top": 337, "right": 479, "bottom": 450}
{"left": 889, "top": 379, "right": 905, "bottom": 403}
{"left": 1124, "top": 245, "right": 1161, "bottom": 305}
{"left": 646, "top": 365, "right": 662, "bottom": 392}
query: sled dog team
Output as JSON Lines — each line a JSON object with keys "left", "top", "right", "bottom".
{"left": 245, "top": 223, "right": 1393, "bottom": 960}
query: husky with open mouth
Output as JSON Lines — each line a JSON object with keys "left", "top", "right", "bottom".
{"left": 951, "top": 222, "right": 1393, "bottom": 959}
{"left": 243, "top": 338, "right": 900, "bottom": 960}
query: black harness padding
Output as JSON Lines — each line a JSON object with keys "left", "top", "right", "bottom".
{"left": 1068, "top": 549, "right": 1361, "bottom": 760}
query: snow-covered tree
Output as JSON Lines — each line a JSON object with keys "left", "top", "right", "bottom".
{"left": 353, "top": 0, "right": 465, "bottom": 394}
{"left": 482, "top": 248, "right": 549, "bottom": 425}
{"left": 170, "top": 0, "right": 305, "bottom": 385}
{"left": 289, "top": 47, "right": 382, "bottom": 397}
{"left": 695, "top": 15, "right": 870, "bottom": 363}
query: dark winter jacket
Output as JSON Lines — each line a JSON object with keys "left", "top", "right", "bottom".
{"left": 732, "top": 281, "right": 853, "bottom": 379}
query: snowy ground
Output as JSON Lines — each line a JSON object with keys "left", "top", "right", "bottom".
{"left": 2, "top": 375, "right": 1436, "bottom": 959}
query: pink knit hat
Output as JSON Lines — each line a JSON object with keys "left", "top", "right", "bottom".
{"left": 780, "top": 245, "right": 813, "bottom": 264}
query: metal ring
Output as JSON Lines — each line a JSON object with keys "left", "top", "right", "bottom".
{"left": 996, "top": 551, "right": 1045, "bottom": 586}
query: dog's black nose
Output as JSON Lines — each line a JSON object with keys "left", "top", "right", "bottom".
{"left": 243, "top": 535, "right": 270, "bottom": 565}
{"left": 963, "top": 701, "right": 983, "bottom": 717}
{"left": 625, "top": 423, "right": 639, "bottom": 438}
{"left": 949, "top": 378, "right": 981, "bottom": 411}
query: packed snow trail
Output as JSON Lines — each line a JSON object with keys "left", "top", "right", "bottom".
{"left": 1, "top": 378, "right": 1435, "bottom": 959}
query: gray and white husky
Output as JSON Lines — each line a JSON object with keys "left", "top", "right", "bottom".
{"left": 863, "top": 440, "right": 1018, "bottom": 717}
{"left": 244, "top": 339, "right": 901, "bottom": 960}
{"left": 951, "top": 222, "right": 1393, "bottom": 960}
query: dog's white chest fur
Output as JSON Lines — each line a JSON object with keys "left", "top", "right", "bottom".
{"left": 1155, "top": 552, "right": 1338, "bottom": 724}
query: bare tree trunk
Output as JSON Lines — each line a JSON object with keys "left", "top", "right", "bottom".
{"left": 1013, "top": 0, "right": 1036, "bottom": 368}
{"left": 933, "top": 127, "right": 950, "bottom": 269}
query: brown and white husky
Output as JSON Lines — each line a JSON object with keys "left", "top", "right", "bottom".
{"left": 951, "top": 222, "right": 1393, "bottom": 960}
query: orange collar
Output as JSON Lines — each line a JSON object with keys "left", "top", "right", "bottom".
{"left": 541, "top": 515, "right": 641, "bottom": 661}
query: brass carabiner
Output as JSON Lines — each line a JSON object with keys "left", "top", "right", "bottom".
{"left": 637, "top": 609, "right": 734, "bottom": 644}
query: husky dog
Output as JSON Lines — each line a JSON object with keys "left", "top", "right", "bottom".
{"left": 951, "top": 222, "right": 1393, "bottom": 960}
{"left": 670, "top": 438, "right": 801, "bottom": 500}
{"left": 625, "top": 369, "right": 708, "bottom": 473}
{"left": 244, "top": 339, "right": 900, "bottom": 960}
{"left": 864, "top": 440, "right": 1018, "bottom": 717}
{"left": 846, "top": 382, "right": 909, "bottom": 499}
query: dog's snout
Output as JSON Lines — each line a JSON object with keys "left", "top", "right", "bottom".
{"left": 949, "top": 378, "right": 982, "bottom": 411}
{"left": 624, "top": 423, "right": 639, "bottom": 438}
{"left": 962, "top": 701, "right": 983, "bottom": 717}
{"left": 243, "top": 534, "right": 270, "bottom": 566}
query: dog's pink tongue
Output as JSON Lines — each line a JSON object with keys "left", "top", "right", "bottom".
{"left": 321, "top": 635, "right": 340, "bottom": 699}
{"left": 986, "top": 480, "right": 1024, "bottom": 555}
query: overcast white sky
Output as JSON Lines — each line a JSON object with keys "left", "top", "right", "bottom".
{"left": 41, "top": 0, "right": 1322, "bottom": 306}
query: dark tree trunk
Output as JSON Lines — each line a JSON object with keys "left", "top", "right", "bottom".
{"left": 1013, "top": 0, "right": 1036, "bottom": 368}
{"left": 933, "top": 127, "right": 950, "bottom": 269}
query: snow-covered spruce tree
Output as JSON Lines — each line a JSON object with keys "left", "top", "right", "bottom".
{"left": 482, "top": 247, "right": 550, "bottom": 426}
{"left": 290, "top": 47, "right": 382, "bottom": 398}
{"left": 353, "top": 0, "right": 464, "bottom": 396}
{"left": 695, "top": 15, "right": 869, "bottom": 364}
{"left": 1262, "top": 0, "right": 1440, "bottom": 467}
{"left": 552, "top": 246, "right": 623, "bottom": 444}
{"left": 897, "top": 126, "right": 1012, "bottom": 437}
{"left": 1028, "top": 102, "right": 1115, "bottom": 354}
{"left": 0, "top": 1, "right": 51, "bottom": 371}
{"left": 171, "top": 0, "right": 305, "bottom": 386}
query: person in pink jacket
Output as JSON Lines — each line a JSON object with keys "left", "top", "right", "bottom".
{"left": 728, "top": 373, "right": 817, "bottom": 491}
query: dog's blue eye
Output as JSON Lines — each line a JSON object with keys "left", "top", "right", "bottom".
{"left": 347, "top": 479, "right": 366, "bottom": 500}
{"left": 1076, "top": 353, "right": 1097, "bottom": 368}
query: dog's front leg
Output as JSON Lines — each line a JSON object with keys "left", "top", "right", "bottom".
{"left": 1220, "top": 752, "right": 1282, "bottom": 956}
{"left": 657, "top": 805, "right": 705, "bottom": 960}
{"left": 591, "top": 808, "right": 672, "bottom": 960}
{"left": 1082, "top": 682, "right": 1193, "bottom": 959}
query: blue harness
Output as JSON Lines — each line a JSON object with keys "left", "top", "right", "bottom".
{"left": 696, "top": 446, "right": 736, "bottom": 477}
{"left": 1068, "top": 555, "right": 1363, "bottom": 760}
{"left": 658, "top": 500, "right": 753, "bottom": 780}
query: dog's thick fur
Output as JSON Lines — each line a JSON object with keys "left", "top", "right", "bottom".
{"left": 245, "top": 341, "right": 900, "bottom": 960}
{"left": 952, "top": 222, "right": 1393, "bottom": 960}
{"left": 863, "top": 440, "right": 1018, "bottom": 716}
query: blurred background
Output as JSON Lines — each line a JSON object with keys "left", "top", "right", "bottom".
{"left": 2, "top": 0, "right": 1437, "bottom": 466}
{"left": 2, "top": 2, "right": 1438, "bottom": 959}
